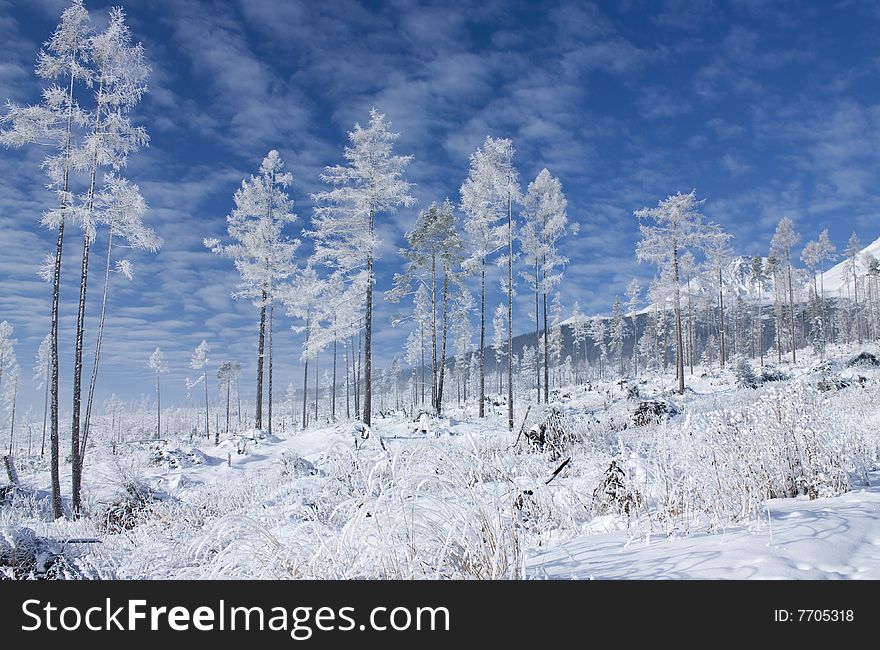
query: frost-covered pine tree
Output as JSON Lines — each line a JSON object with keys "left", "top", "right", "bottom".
{"left": 843, "top": 232, "right": 862, "bottom": 345}
{"left": 611, "top": 296, "right": 626, "bottom": 376}
{"left": 217, "top": 361, "right": 241, "bottom": 439}
{"left": 460, "top": 136, "right": 520, "bottom": 427}
{"left": 589, "top": 318, "right": 608, "bottom": 380}
{"left": 570, "top": 301, "right": 589, "bottom": 383}
{"left": 549, "top": 292, "right": 563, "bottom": 386}
{"left": 770, "top": 217, "right": 800, "bottom": 362}
{"left": 625, "top": 279, "right": 641, "bottom": 376}
{"left": 0, "top": 322, "right": 17, "bottom": 430}
{"left": 387, "top": 199, "right": 463, "bottom": 415}
{"left": 282, "top": 264, "right": 325, "bottom": 430}
{"left": 748, "top": 256, "right": 766, "bottom": 366}
{"left": 635, "top": 191, "right": 710, "bottom": 394}
{"left": 1, "top": 0, "right": 92, "bottom": 519}
{"left": 148, "top": 347, "right": 167, "bottom": 439}
{"left": 310, "top": 109, "right": 414, "bottom": 428}
{"left": 492, "top": 303, "right": 507, "bottom": 395}
{"left": 68, "top": 7, "right": 150, "bottom": 514}
{"left": 520, "top": 168, "right": 568, "bottom": 404}
{"left": 206, "top": 150, "right": 299, "bottom": 431}
{"left": 34, "top": 334, "right": 51, "bottom": 456}
{"left": 3, "top": 362, "right": 20, "bottom": 455}
{"left": 190, "top": 341, "right": 210, "bottom": 440}
{"left": 703, "top": 225, "right": 733, "bottom": 368}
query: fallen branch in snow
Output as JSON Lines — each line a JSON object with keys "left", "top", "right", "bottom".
{"left": 506, "top": 405, "right": 532, "bottom": 450}
{"left": 545, "top": 457, "right": 571, "bottom": 485}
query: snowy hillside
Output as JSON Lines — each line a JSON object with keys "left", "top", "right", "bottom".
{"left": 816, "top": 236, "right": 880, "bottom": 298}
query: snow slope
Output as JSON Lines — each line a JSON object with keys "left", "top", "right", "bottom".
{"left": 816, "top": 236, "right": 880, "bottom": 299}
{"left": 527, "top": 477, "right": 880, "bottom": 579}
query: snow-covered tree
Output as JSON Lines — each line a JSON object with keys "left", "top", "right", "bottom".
{"left": 310, "top": 108, "right": 414, "bottom": 428}
{"left": 189, "top": 341, "right": 210, "bottom": 441}
{"left": 625, "top": 279, "right": 641, "bottom": 376}
{"left": 68, "top": 7, "right": 150, "bottom": 514}
{"left": 610, "top": 295, "right": 626, "bottom": 376}
{"left": 635, "top": 191, "right": 711, "bottom": 393}
{"left": 207, "top": 150, "right": 299, "bottom": 432}
{"left": 460, "top": 136, "right": 520, "bottom": 428}
{"left": 703, "top": 225, "right": 733, "bottom": 368}
{"left": 3, "top": 362, "right": 20, "bottom": 455}
{"left": 217, "top": 360, "right": 241, "bottom": 440}
{"left": 148, "top": 347, "right": 167, "bottom": 439}
{"left": 492, "top": 302, "right": 507, "bottom": 395}
{"left": 770, "top": 217, "right": 800, "bottom": 362}
{"left": 747, "top": 256, "right": 767, "bottom": 366}
{"left": 283, "top": 264, "right": 324, "bottom": 430}
{"left": 520, "top": 168, "right": 569, "bottom": 403}
{"left": 843, "top": 232, "right": 863, "bottom": 345}
{"left": 34, "top": 334, "right": 51, "bottom": 456}
{"left": 387, "top": 199, "right": 463, "bottom": 415}
{"left": 1, "top": 0, "right": 93, "bottom": 519}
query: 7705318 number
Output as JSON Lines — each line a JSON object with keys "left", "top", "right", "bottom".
{"left": 774, "top": 610, "right": 854, "bottom": 622}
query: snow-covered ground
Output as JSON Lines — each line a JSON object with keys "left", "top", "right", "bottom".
{"left": 3, "top": 345, "right": 880, "bottom": 579}
{"left": 528, "top": 477, "right": 880, "bottom": 579}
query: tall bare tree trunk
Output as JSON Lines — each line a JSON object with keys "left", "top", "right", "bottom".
{"left": 673, "top": 249, "right": 685, "bottom": 394}
{"left": 302, "top": 316, "right": 310, "bottom": 430}
{"left": 153, "top": 370, "right": 160, "bottom": 438}
{"left": 436, "top": 272, "right": 449, "bottom": 415}
{"left": 256, "top": 289, "right": 267, "bottom": 430}
{"left": 267, "top": 303, "right": 274, "bottom": 435}
{"left": 364, "top": 209, "right": 374, "bottom": 427}
{"left": 535, "top": 260, "right": 540, "bottom": 404}
{"left": 543, "top": 291, "right": 549, "bottom": 403}
{"left": 332, "top": 329, "right": 337, "bottom": 422}
{"left": 507, "top": 193, "right": 514, "bottom": 431}
{"left": 431, "top": 253, "right": 437, "bottom": 409}
{"left": 204, "top": 365, "right": 210, "bottom": 441}
{"left": 479, "top": 262, "right": 486, "bottom": 418}
{"left": 718, "top": 267, "right": 726, "bottom": 368}
{"left": 788, "top": 256, "right": 797, "bottom": 363}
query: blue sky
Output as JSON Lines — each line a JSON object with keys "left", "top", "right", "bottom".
{"left": 1, "top": 0, "right": 879, "bottom": 409}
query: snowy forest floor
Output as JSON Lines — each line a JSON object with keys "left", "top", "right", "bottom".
{"left": 3, "top": 344, "right": 880, "bottom": 579}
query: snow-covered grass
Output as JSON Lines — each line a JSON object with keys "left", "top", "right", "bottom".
{"left": 3, "top": 346, "right": 880, "bottom": 579}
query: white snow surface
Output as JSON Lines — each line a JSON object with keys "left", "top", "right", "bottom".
{"left": 4, "top": 345, "right": 880, "bottom": 579}
{"left": 528, "top": 478, "right": 880, "bottom": 579}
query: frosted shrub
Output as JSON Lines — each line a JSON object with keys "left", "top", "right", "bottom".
{"left": 634, "top": 381, "right": 878, "bottom": 534}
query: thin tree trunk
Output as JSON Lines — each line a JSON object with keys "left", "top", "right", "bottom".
{"left": 673, "top": 249, "right": 685, "bottom": 394}
{"left": 256, "top": 290, "right": 267, "bottom": 430}
{"left": 81, "top": 226, "right": 115, "bottom": 465}
{"left": 204, "top": 365, "right": 210, "bottom": 441}
{"left": 535, "top": 260, "right": 540, "bottom": 404}
{"left": 436, "top": 272, "right": 449, "bottom": 415}
{"left": 268, "top": 303, "right": 274, "bottom": 435}
{"left": 718, "top": 267, "right": 726, "bottom": 369}
{"left": 787, "top": 257, "right": 796, "bottom": 363}
{"left": 431, "top": 252, "right": 437, "bottom": 409}
{"left": 507, "top": 191, "right": 514, "bottom": 431}
{"left": 543, "top": 291, "right": 549, "bottom": 403}
{"left": 364, "top": 221, "right": 374, "bottom": 427}
{"left": 332, "top": 331, "right": 337, "bottom": 422}
{"left": 479, "top": 262, "right": 486, "bottom": 418}
{"left": 302, "top": 318, "right": 310, "bottom": 430}
{"left": 156, "top": 371, "right": 161, "bottom": 439}
{"left": 41, "top": 352, "right": 49, "bottom": 457}
{"left": 314, "top": 351, "right": 319, "bottom": 423}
